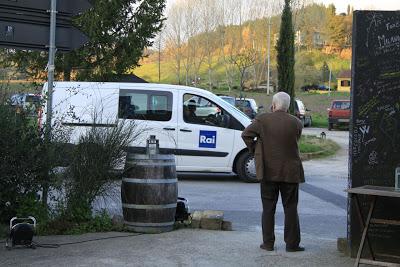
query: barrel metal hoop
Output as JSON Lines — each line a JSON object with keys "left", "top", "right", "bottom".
{"left": 123, "top": 221, "right": 175, "bottom": 227}
{"left": 122, "top": 203, "right": 177, "bottom": 209}
{"left": 122, "top": 178, "right": 177, "bottom": 184}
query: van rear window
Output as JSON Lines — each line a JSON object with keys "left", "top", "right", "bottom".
{"left": 119, "top": 90, "right": 172, "bottom": 121}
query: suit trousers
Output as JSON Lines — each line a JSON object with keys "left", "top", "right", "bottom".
{"left": 260, "top": 181, "right": 300, "bottom": 248}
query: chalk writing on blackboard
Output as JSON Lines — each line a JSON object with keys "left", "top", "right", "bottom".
{"left": 368, "top": 151, "right": 378, "bottom": 165}
{"left": 350, "top": 10, "right": 400, "bottom": 257}
{"left": 366, "top": 12, "right": 384, "bottom": 48}
{"left": 364, "top": 137, "right": 376, "bottom": 146}
{"left": 359, "top": 125, "right": 370, "bottom": 141}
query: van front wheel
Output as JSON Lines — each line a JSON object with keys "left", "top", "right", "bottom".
{"left": 237, "top": 152, "right": 259, "bottom": 183}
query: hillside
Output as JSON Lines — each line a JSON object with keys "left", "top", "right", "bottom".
{"left": 132, "top": 2, "right": 352, "bottom": 91}
{"left": 133, "top": 49, "right": 350, "bottom": 91}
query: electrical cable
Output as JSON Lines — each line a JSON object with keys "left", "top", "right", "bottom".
{"left": 30, "top": 233, "right": 144, "bottom": 249}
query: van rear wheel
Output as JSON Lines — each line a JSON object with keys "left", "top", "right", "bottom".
{"left": 237, "top": 152, "right": 258, "bottom": 183}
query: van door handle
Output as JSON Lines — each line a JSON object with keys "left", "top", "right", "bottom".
{"left": 163, "top": 127, "right": 175, "bottom": 131}
{"left": 180, "top": 128, "right": 192, "bottom": 132}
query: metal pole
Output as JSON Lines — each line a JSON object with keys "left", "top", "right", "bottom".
{"left": 328, "top": 68, "right": 332, "bottom": 97}
{"left": 158, "top": 33, "right": 161, "bottom": 83}
{"left": 46, "top": 0, "right": 57, "bottom": 137}
{"left": 42, "top": 0, "right": 57, "bottom": 207}
{"left": 267, "top": 16, "right": 271, "bottom": 95}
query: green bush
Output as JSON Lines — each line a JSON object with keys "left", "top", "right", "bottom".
{"left": 0, "top": 104, "right": 44, "bottom": 223}
{"left": 62, "top": 119, "right": 138, "bottom": 223}
{"left": 0, "top": 87, "right": 142, "bottom": 235}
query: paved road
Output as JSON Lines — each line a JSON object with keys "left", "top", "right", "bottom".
{"left": 98, "top": 127, "right": 350, "bottom": 241}
{"left": 174, "top": 128, "right": 349, "bottom": 239}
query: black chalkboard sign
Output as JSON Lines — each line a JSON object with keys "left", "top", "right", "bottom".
{"left": 350, "top": 10, "right": 400, "bottom": 259}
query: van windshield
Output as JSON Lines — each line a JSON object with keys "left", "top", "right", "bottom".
{"left": 224, "top": 102, "right": 252, "bottom": 124}
{"left": 220, "top": 96, "right": 235, "bottom": 106}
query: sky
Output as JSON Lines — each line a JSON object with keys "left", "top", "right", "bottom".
{"left": 166, "top": 0, "right": 400, "bottom": 14}
{"left": 316, "top": 0, "right": 400, "bottom": 14}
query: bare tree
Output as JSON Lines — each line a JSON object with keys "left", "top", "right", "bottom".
{"left": 181, "top": 0, "right": 202, "bottom": 85}
{"left": 229, "top": 47, "right": 258, "bottom": 90}
{"left": 199, "top": 0, "right": 220, "bottom": 90}
{"left": 164, "top": 1, "right": 185, "bottom": 84}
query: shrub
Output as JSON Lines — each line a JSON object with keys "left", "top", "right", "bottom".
{"left": 0, "top": 103, "right": 44, "bottom": 223}
{"left": 62, "top": 119, "right": 138, "bottom": 223}
{"left": 0, "top": 92, "right": 139, "bottom": 234}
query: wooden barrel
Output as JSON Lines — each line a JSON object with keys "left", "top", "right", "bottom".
{"left": 121, "top": 152, "right": 177, "bottom": 233}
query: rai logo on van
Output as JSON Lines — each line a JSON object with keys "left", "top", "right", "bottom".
{"left": 199, "top": 130, "right": 217, "bottom": 148}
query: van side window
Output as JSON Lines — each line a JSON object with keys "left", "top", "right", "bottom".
{"left": 119, "top": 90, "right": 172, "bottom": 121}
{"left": 183, "top": 93, "right": 235, "bottom": 128}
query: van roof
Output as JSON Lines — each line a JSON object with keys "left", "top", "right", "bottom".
{"left": 46, "top": 82, "right": 214, "bottom": 96}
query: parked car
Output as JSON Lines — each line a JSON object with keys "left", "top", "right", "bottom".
{"left": 301, "top": 84, "right": 330, "bottom": 92}
{"left": 295, "top": 99, "right": 312, "bottom": 127}
{"left": 10, "top": 93, "right": 41, "bottom": 116}
{"left": 318, "top": 85, "right": 329, "bottom": 91}
{"left": 327, "top": 100, "right": 351, "bottom": 130}
{"left": 235, "top": 98, "right": 260, "bottom": 119}
{"left": 300, "top": 84, "right": 319, "bottom": 92}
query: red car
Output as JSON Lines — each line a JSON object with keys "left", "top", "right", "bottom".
{"left": 328, "top": 100, "right": 351, "bottom": 130}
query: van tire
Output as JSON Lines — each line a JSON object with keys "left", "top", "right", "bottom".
{"left": 236, "top": 152, "right": 258, "bottom": 183}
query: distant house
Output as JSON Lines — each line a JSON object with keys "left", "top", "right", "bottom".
{"left": 337, "top": 70, "right": 351, "bottom": 92}
{"left": 293, "top": 29, "right": 326, "bottom": 48}
{"left": 312, "top": 31, "right": 325, "bottom": 47}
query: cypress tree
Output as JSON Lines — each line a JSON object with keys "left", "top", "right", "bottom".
{"left": 276, "top": 0, "right": 295, "bottom": 114}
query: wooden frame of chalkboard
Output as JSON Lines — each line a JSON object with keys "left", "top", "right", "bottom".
{"left": 349, "top": 10, "right": 400, "bottom": 261}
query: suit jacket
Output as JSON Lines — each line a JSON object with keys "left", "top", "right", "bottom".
{"left": 241, "top": 110, "right": 305, "bottom": 183}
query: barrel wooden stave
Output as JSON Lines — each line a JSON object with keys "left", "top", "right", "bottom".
{"left": 121, "top": 182, "right": 177, "bottom": 205}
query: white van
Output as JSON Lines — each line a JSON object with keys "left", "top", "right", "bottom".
{"left": 42, "top": 82, "right": 257, "bottom": 182}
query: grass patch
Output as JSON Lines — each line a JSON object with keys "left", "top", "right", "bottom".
{"left": 299, "top": 135, "right": 340, "bottom": 158}
{"left": 311, "top": 113, "right": 328, "bottom": 128}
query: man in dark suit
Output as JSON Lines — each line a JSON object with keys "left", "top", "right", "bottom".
{"left": 241, "top": 92, "right": 305, "bottom": 252}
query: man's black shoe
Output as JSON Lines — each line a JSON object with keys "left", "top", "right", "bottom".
{"left": 260, "top": 243, "right": 274, "bottom": 251}
{"left": 286, "top": 246, "right": 305, "bottom": 252}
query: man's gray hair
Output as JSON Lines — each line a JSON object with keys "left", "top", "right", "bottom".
{"left": 272, "top": 92, "right": 291, "bottom": 111}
